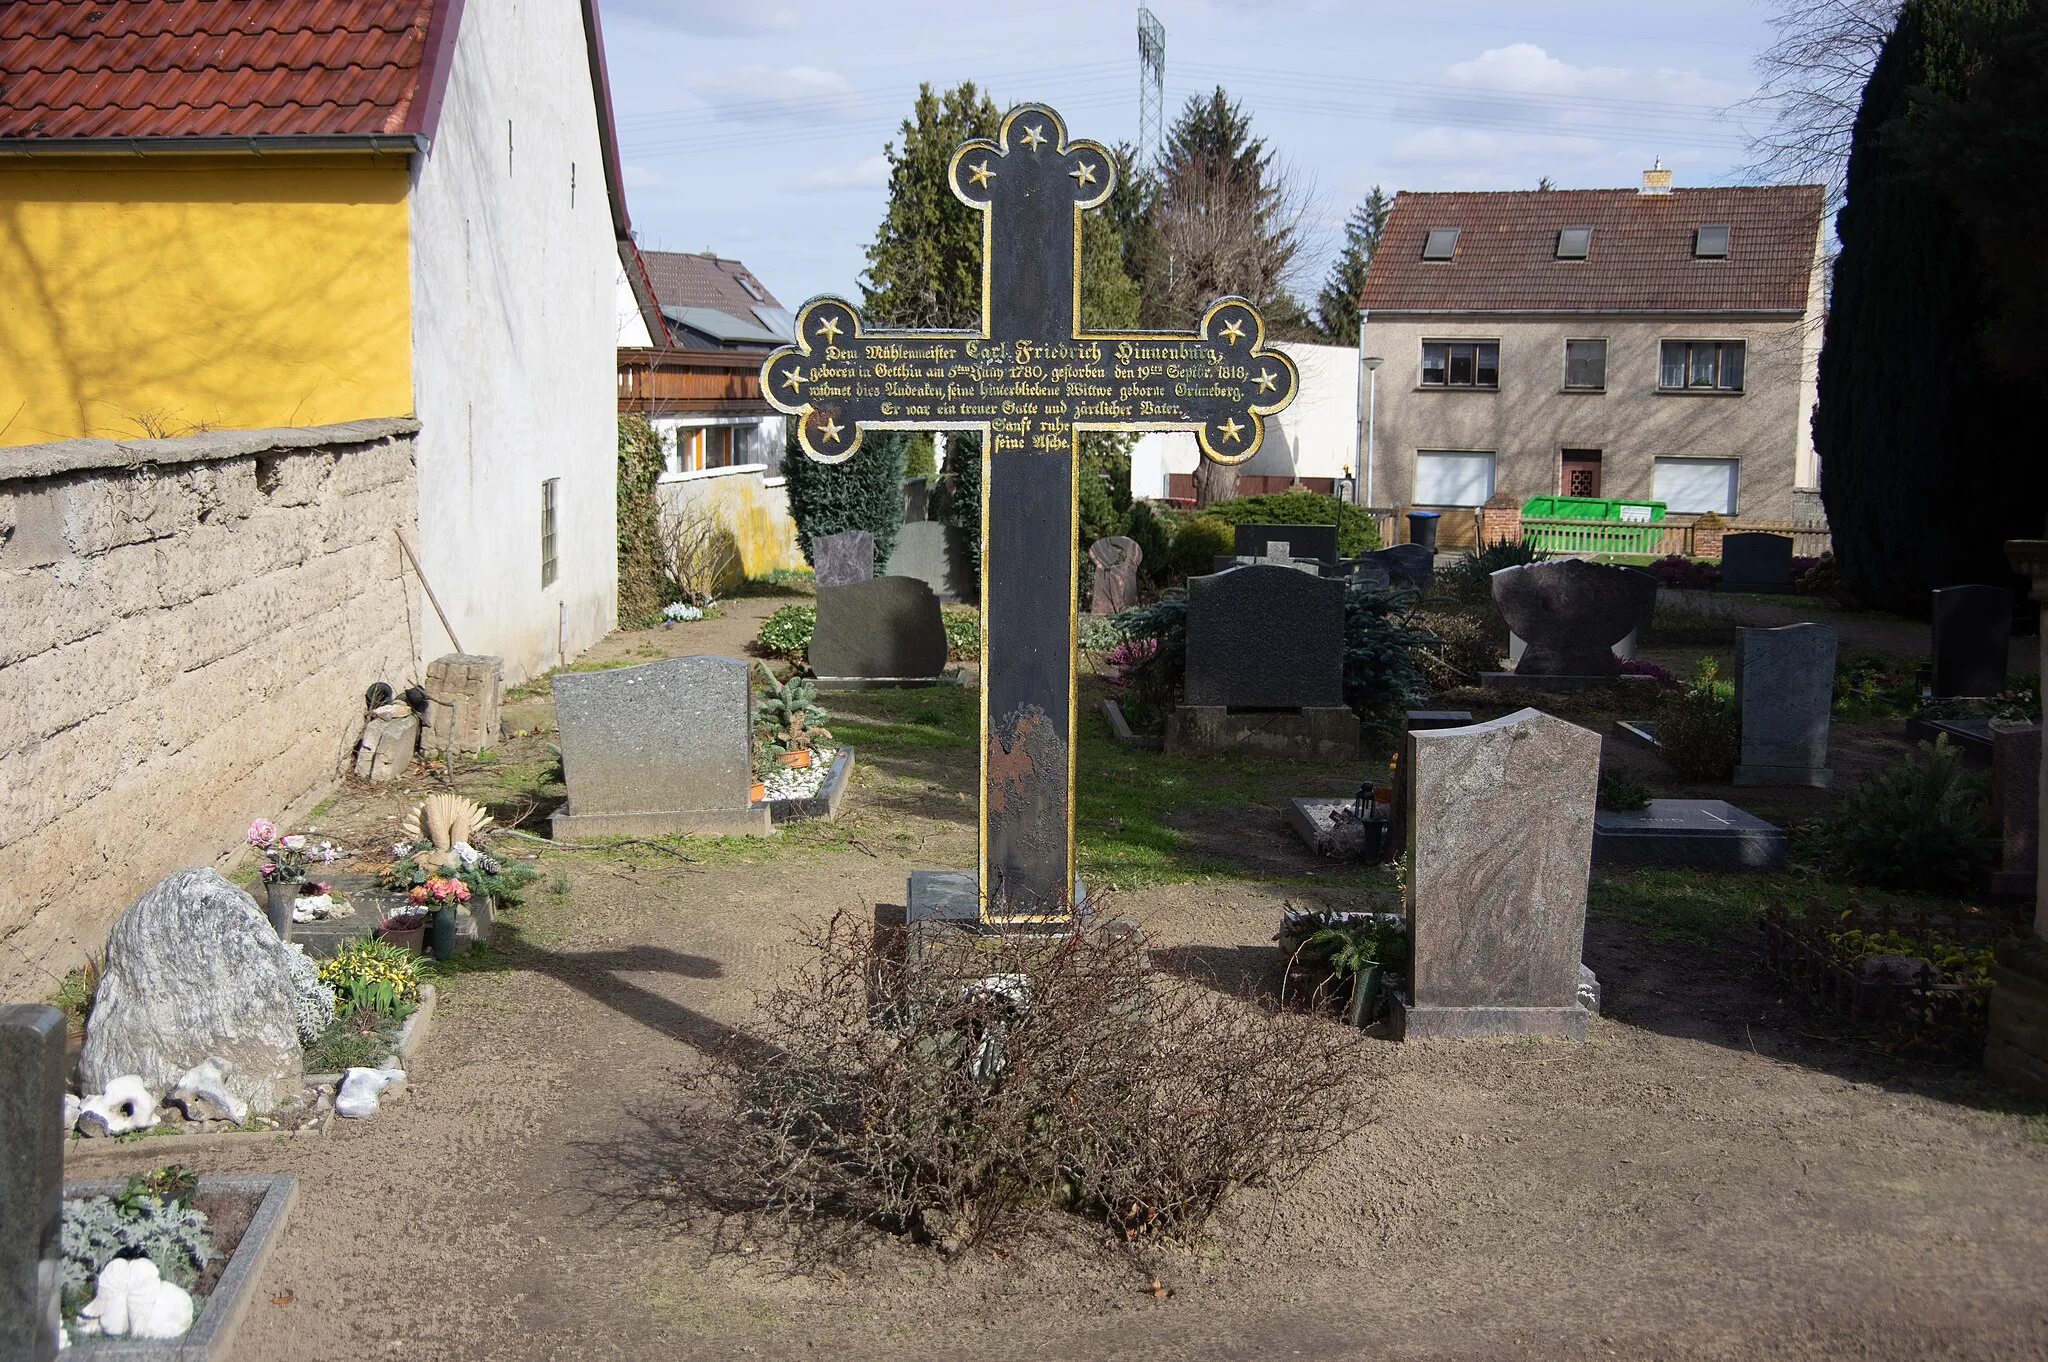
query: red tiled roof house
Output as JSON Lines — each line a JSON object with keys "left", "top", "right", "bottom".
{"left": 1358, "top": 174, "right": 1828, "bottom": 535}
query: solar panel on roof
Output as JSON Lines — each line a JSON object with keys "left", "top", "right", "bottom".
{"left": 1556, "top": 226, "right": 1591, "bottom": 259}
{"left": 1421, "top": 227, "right": 1460, "bottom": 260}
{"left": 1695, "top": 224, "right": 1731, "bottom": 258}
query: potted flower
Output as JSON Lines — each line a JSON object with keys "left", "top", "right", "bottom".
{"left": 376, "top": 909, "right": 428, "bottom": 955}
{"left": 755, "top": 667, "right": 832, "bottom": 773}
{"left": 400, "top": 877, "right": 472, "bottom": 960}
{"left": 246, "top": 819, "right": 311, "bottom": 939}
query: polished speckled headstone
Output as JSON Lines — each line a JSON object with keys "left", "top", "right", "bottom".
{"left": 1719, "top": 533, "right": 1794, "bottom": 592}
{"left": 1931, "top": 585, "right": 2012, "bottom": 698}
{"left": 1734, "top": 623, "right": 1837, "bottom": 787}
{"left": 1185, "top": 564, "right": 1344, "bottom": 709}
{"left": 1233, "top": 522, "right": 1337, "bottom": 565}
{"left": 1, "top": 1005, "right": 65, "bottom": 1361}
{"left": 1088, "top": 535, "right": 1142, "bottom": 615}
{"left": 552, "top": 655, "right": 768, "bottom": 836}
{"left": 1492, "top": 560, "right": 1657, "bottom": 678}
{"left": 1399, "top": 708, "right": 1601, "bottom": 1039}
{"left": 811, "top": 529, "right": 876, "bottom": 589}
{"left": 810, "top": 577, "right": 949, "bottom": 682}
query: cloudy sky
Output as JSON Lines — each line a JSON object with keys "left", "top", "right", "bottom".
{"left": 597, "top": 0, "right": 1780, "bottom": 312}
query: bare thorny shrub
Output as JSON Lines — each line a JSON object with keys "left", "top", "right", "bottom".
{"left": 656, "top": 500, "right": 742, "bottom": 607}
{"left": 682, "top": 907, "right": 1370, "bottom": 1256}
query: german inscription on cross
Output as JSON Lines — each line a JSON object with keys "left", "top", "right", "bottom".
{"left": 762, "top": 103, "right": 1298, "bottom": 926}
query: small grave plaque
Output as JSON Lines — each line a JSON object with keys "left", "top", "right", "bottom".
{"left": 1931, "top": 585, "right": 2012, "bottom": 698}
{"left": 1594, "top": 799, "right": 1788, "bottom": 870}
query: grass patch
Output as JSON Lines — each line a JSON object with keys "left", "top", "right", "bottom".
{"left": 1589, "top": 869, "right": 1978, "bottom": 947}
{"left": 304, "top": 1012, "right": 407, "bottom": 1072}
{"left": 828, "top": 686, "right": 978, "bottom": 754}
{"left": 725, "top": 570, "right": 816, "bottom": 599}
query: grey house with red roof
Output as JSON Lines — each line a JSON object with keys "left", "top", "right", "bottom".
{"left": 1359, "top": 171, "right": 1828, "bottom": 535}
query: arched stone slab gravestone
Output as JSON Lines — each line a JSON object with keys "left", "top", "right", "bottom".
{"left": 761, "top": 103, "right": 1298, "bottom": 926}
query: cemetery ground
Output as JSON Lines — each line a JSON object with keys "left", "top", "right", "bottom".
{"left": 58, "top": 589, "right": 2048, "bottom": 1361}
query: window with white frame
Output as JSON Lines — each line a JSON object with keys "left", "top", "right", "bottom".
{"left": 1414, "top": 451, "right": 1496, "bottom": 506}
{"left": 1653, "top": 457, "right": 1739, "bottom": 514}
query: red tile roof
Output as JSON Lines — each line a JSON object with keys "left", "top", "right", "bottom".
{"left": 0, "top": 0, "right": 451, "bottom": 141}
{"left": 1361, "top": 186, "right": 1826, "bottom": 314}
{"left": 640, "top": 250, "right": 786, "bottom": 316}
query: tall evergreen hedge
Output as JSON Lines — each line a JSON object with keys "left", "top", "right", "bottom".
{"left": 1815, "top": 0, "right": 2039, "bottom": 606}
{"left": 782, "top": 424, "right": 909, "bottom": 572}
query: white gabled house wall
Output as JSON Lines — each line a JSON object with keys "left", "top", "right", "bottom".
{"left": 409, "top": 0, "right": 620, "bottom": 683}
{"left": 1130, "top": 342, "right": 1358, "bottom": 499}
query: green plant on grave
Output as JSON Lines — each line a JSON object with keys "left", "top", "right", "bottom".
{"left": 61, "top": 1171, "right": 215, "bottom": 1316}
{"left": 755, "top": 604, "right": 817, "bottom": 660}
{"left": 755, "top": 665, "right": 833, "bottom": 773}
{"left": 1597, "top": 770, "right": 1652, "bottom": 812}
{"left": 1299, "top": 916, "right": 1408, "bottom": 981}
{"left": 317, "top": 938, "right": 423, "bottom": 1019}
{"left": 378, "top": 849, "right": 538, "bottom": 905}
{"left": 1825, "top": 737, "right": 1992, "bottom": 892}
{"left": 941, "top": 605, "right": 981, "bottom": 661}
{"left": 1658, "top": 657, "right": 1740, "bottom": 781}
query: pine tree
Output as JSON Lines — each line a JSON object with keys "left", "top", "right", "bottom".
{"left": 1312, "top": 186, "right": 1391, "bottom": 343}
{"left": 1814, "top": 0, "right": 2036, "bottom": 605}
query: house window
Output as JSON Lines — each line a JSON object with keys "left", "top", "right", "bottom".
{"left": 1694, "top": 224, "right": 1730, "bottom": 258}
{"left": 1660, "top": 340, "right": 1744, "bottom": 392}
{"left": 1653, "top": 457, "right": 1739, "bottom": 515}
{"left": 1414, "top": 451, "right": 1496, "bottom": 506}
{"left": 540, "top": 478, "right": 559, "bottom": 588}
{"left": 679, "top": 426, "right": 740, "bottom": 471}
{"left": 1421, "top": 341, "right": 1498, "bottom": 389}
{"left": 1421, "top": 227, "right": 1460, "bottom": 260}
{"left": 1564, "top": 339, "right": 1607, "bottom": 391}
{"left": 1555, "top": 226, "right": 1592, "bottom": 259}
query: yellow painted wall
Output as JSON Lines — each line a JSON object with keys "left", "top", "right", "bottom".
{"left": 659, "top": 468, "right": 807, "bottom": 585}
{"left": 0, "top": 156, "right": 412, "bottom": 445}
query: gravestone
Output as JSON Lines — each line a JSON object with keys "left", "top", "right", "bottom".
{"left": 1214, "top": 539, "right": 1323, "bottom": 576}
{"left": 1169, "top": 565, "right": 1355, "bottom": 760}
{"left": 1399, "top": 709, "right": 1601, "bottom": 1039}
{"left": 551, "top": 655, "right": 769, "bottom": 836}
{"left": 1931, "top": 585, "right": 2012, "bottom": 698}
{"left": 1733, "top": 623, "right": 1837, "bottom": 787}
{"left": 885, "top": 523, "right": 973, "bottom": 602}
{"left": 1, "top": 1005, "right": 65, "bottom": 1360}
{"left": 1359, "top": 543, "right": 1434, "bottom": 590}
{"left": 1087, "top": 535, "right": 1142, "bottom": 615}
{"left": 810, "top": 577, "right": 950, "bottom": 685}
{"left": 761, "top": 103, "right": 1297, "bottom": 923}
{"left": 423, "top": 653, "right": 503, "bottom": 756}
{"left": 1233, "top": 522, "right": 1337, "bottom": 565}
{"left": 1718, "top": 532, "right": 1794, "bottom": 592}
{"left": 1490, "top": 560, "right": 1658, "bottom": 682}
{"left": 352, "top": 705, "right": 419, "bottom": 783}
{"left": 1594, "top": 799, "right": 1788, "bottom": 870}
{"left": 1993, "top": 722, "right": 2043, "bottom": 898}
{"left": 811, "top": 529, "right": 876, "bottom": 589}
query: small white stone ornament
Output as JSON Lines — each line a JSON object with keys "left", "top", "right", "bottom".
{"left": 74, "top": 1258, "right": 195, "bottom": 1339}
{"left": 75, "top": 1075, "right": 159, "bottom": 1137}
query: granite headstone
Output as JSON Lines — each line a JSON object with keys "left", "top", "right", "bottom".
{"left": 811, "top": 529, "right": 877, "bottom": 589}
{"left": 1719, "top": 533, "right": 1794, "bottom": 592}
{"left": 1399, "top": 708, "right": 1602, "bottom": 1039}
{"left": 810, "top": 576, "right": 949, "bottom": 682}
{"left": 0, "top": 1005, "right": 65, "bottom": 1360}
{"left": 1734, "top": 623, "right": 1837, "bottom": 787}
{"left": 1931, "top": 585, "right": 2012, "bottom": 698}
{"left": 1184, "top": 564, "right": 1344, "bottom": 709}
{"left": 1993, "top": 722, "right": 2043, "bottom": 897}
{"left": 1233, "top": 522, "right": 1338, "bottom": 565}
{"left": 1492, "top": 560, "right": 1658, "bottom": 678}
{"left": 1088, "top": 535, "right": 1142, "bottom": 615}
{"left": 551, "top": 655, "right": 768, "bottom": 836}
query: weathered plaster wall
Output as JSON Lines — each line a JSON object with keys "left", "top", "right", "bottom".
{"left": 657, "top": 465, "right": 805, "bottom": 581}
{"left": 0, "top": 420, "right": 419, "bottom": 996}
{"left": 408, "top": 0, "right": 619, "bottom": 681}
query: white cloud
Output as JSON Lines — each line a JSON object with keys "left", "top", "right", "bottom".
{"left": 802, "top": 154, "right": 890, "bottom": 192}
{"left": 683, "top": 65, "right": 857, "bottom": 125}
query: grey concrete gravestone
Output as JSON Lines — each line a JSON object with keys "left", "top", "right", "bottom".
{"left": 1184, "top": 563, "right": 1345, "bottom": 709}
{"left": 810, "top": 577, "right": 949, "bottom": 684}
{"left": 1359, "top": 543, "right": 1434, "bottom": 590}
{"left": 552, "top": 655, "right": 769, "bottom": 836}
{"left": 0, "top": 1005, "right": 65, "bottom": 1360}
{"left": 1734, "top": 623, "right": 1836, "bottom": 787}
{"left": 1718, "top": 533, "right": 1794, "bottom": 592}
{"left": 1931, "top": 585, "right": 2012, "bottom": 698}
{"left": 811, "top": 529, "right": 876, "bottom": 589}
{"left": 1398, "top": 709, "right": 1601, "bottom": 1040}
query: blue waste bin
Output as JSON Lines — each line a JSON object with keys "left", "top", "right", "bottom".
{"left": 1407, "top": 510, "right": 1441, "bottom": 554}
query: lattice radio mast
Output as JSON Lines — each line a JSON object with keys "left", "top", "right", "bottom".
{"left": 1137, "top": 6, "right": 1165, "bottom": 166}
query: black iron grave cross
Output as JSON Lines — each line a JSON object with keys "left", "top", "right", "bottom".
{"left": 762, "top": 103, "right": 1297, "bottom": 928}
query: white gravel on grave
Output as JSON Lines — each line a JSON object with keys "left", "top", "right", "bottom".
{"left": 762, "top": 746, "right": 838, "bottom": 802}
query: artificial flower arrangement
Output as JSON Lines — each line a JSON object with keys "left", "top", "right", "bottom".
{"left": 375, "top": 794, "right": 537, "bottom": 908}
{"left": 246, "top": 819, "right": 339, "bottom": 884}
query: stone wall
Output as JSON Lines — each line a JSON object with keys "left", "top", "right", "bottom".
{"left": 0, "top": 419, "right": 419, "bottom": 996}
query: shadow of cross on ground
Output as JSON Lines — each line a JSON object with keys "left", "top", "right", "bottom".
{"left": 507, "top": 943, "right": 778, "bottom": 1071}
{"left": 762, "top": 101, "right": 1298, "bottom": 926}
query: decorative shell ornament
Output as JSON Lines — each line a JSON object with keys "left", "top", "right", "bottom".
{"left": 408, "top": 793, "right": 494, "bottom": 871}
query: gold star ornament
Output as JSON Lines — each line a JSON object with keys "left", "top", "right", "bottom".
{"left": 1068, "top": 160, "right": 1098, "bottom": 188}
{"left": 1216, "top": 417, "right": 1246, "bottom": 445}
{"left": 782, "top": 367, "right": 807, "bottom": 392}
{"left": 1253, "top": 368, "right": 1279, "bottom": 393}
{"left": 1219, "top": 318, "right": 1247, "bottom": 343}
{"left": 968, "top": 159, "right": 995, "bottom": 188}
{"left": 817, "top": 416, "right": 845, "bottom": 444}
{"left": 1019, "top": 124, "right": 1049, "bottom": 151}
{"left": 814, "top": 315, "right": 843, "bottom": 342}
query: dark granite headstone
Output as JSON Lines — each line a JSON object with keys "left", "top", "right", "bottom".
{"left": 1719, "top": 533, "right": 1794, "bottom": 591}
{"left": 1492, "top": 560, "right": 1658, "bottom": 678}
{"left": 1360, "top": 543, "right": 1434, "bottom": 590}
{"left": 811, "top": 530, "right": 876, "bottom": 589}
{"left": 1931, "top": 585, "right": 2012, "bottom": 698}
{"left": 1233, "top": 522, "right": 1338, "bottom": 565}
{"left": 1, "top": 1005, "right": 65, "bottom": 1360}
{"left": 811, "top": 576, "right": 949, "bottom": 680}
{"left": 1185, "top": 564, "right": 1344, "bottom": 709}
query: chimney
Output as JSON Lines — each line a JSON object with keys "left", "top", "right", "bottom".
{"left": 1640, "top": 159, "right": 1673, "bottom": 196}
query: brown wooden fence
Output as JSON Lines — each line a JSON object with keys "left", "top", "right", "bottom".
{"left": 1518, "top": 515, "right": 1832, "bottom": 560}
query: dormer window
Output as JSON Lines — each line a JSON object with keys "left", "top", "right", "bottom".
{"left": 1421, "top": 227, "right": 1460, "bottom": 260}
{"left": 1694, "top": 224, "right": 1730, "bottom": 258}
{"left": 1555, "top": 226, "right": 1591, "bottom": 259}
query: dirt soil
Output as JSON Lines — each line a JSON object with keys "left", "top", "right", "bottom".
{"left": 63, "top": 603, "right": 2048, "bottom": 1362}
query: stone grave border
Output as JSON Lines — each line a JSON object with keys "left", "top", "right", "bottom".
{"left": 766, "top": 747, "right": 857, "bottom": 823}
{"left": 61, "top": 1172, "right": 295, "bottom": 1362}
{"left": 1099, "top": 699, "right": 1163, "bottom": 751}
{"left": 812, "top": 669, "right": 971, "bottom": 692}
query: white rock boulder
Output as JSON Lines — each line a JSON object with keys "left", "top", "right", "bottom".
{"left": 80, "top": 867, "right": 303, "bottom": 1114}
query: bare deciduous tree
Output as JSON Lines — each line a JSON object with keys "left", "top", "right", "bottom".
{"left": 656, "top": 499, "right": 742, "bottom": 606}
{"left": 1745, "top": 0, "right": 1904, "bottom": 203}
